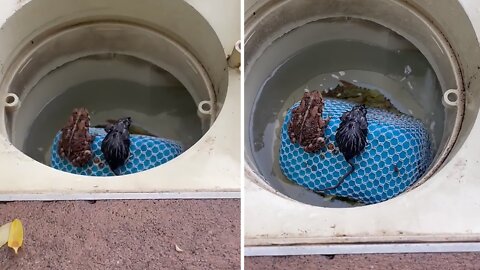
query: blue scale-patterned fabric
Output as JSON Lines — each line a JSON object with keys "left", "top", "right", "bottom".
{"left": 279, "top": 99, "right": 433, "bottom": 204}
{"left": 51, "top": 128, "right": 183, "bottom": 176}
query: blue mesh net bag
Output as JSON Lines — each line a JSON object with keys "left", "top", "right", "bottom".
{"left": 279, "top": 98, "right": 433, "bottom": 204}
{"left": 51, "top": 128, "right": 183, "bottom": 176}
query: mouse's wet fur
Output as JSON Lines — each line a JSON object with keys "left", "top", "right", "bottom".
{"left": 318, "top": 105, "right": 368, "bottom": 191}
{"left": 101, "top": 117, "right": 132, "bottom": 176}
{"left": 335, "top": 104, "right": 368, "bottom": 161}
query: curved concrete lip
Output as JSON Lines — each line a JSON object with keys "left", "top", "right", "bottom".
{"left": 0, "top": 0, "right": 240, "bottom": 200}
{"left": 244, "top": 0, "right": 480, "bottom": 253}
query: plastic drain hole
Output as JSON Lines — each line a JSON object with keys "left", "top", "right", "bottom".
{"left": 443, "top": 89, "right": 459, "bottom": 106}
{"left": 198, "top": 100, "right": 213, "bottom": 115}
{"left": 4, "top": 93, "right": 20, "bottom": 112}
{"left": 235, "top": 39, "right": 242, "bottom": 53}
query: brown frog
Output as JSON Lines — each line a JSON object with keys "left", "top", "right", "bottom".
{"left": 288, "top": 91, "right": 330, "bottom": 153}
{"left": 58, "top": 108, "right": 94, "bottom": 167}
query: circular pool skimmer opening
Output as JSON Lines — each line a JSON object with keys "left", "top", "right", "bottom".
{"left": 244, "top": 1, "right": 464, "bottom": 207}
{"left": 0, "top": 1, "right": 229, "bottom": 176}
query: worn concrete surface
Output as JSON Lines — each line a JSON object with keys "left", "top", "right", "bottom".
{"left": 0, "top": 199, "right": 240, "bottom": 269}
{"left": 245, "top": 253, "right": 480, "bottom": 269}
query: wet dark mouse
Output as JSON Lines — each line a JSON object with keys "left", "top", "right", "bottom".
{"left": 319, "top": 105, "right": 368, "bottom": 191}
{"left": 101, "top": 117, "right": 132, "bottom": 176}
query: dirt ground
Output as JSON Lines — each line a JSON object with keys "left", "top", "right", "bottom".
{"left": 0, "top": 199, "right": 240, "bottom": 269}
{"left": 245, "top": 253, "right": 480, "bottom": 269}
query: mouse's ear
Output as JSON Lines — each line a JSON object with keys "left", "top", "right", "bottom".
{"left": 356, "top": 115, "right": 368, "bottom": 130}
{"left": 340, "top": 111, "right": 349, "bottom": 121}
{"left": 359, "top": 116, "right": 368, "bottom": 129}
{"left": 104, "top": 124, "right": 113, "bottom": 133}
{"left": 360, "top": 104, "right": 368, "bottom": 114}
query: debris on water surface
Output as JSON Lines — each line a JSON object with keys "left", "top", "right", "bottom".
{"left": 322, "top": 80, "right": 401, "bottom": 114}
{"left": 404, "top": 65, "right": 412, "bottom": 76}
{"left": 321, "top": 193, "right": 363, "bottom": 206}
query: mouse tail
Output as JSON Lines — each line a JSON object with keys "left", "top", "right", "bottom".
{"left": 317, "top": 160, "right": 355, "bottom": 192}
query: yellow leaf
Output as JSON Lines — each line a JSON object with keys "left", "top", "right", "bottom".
{"left": 7, "top": 219, "right": 23, "bottom": 254}
{"left": 0, "top": 222, "right": 11, "bottom": 248}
